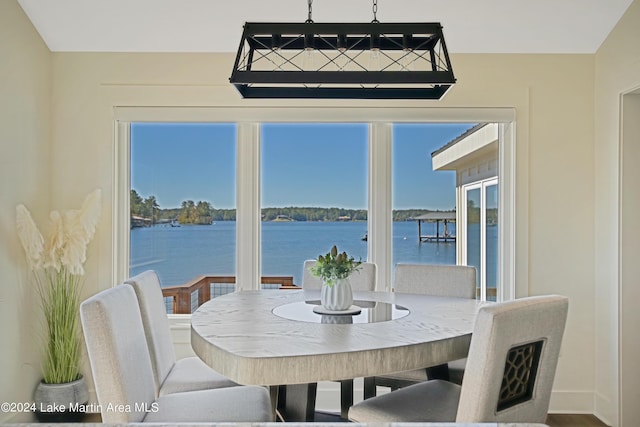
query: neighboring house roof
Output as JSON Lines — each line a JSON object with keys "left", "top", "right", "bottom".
{"left": 431, "top": 123, "right": 489, "bottom": 158}
{"left": 431, "top": 123, "right": 499, "bottom": 172}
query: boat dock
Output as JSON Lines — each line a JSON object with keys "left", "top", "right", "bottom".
{"left": 415, "top": 211, "right": 456, "bottom": 243}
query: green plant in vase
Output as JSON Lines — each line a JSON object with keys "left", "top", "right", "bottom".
{"left": 310, "top": 245, "right": 362, "bottom": 287}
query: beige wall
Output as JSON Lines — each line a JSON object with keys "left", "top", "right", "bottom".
{"left": 594, "top": 1, "right": 640, "bottom": 425}
{"left": 7, "top": 0, "right": 631, "bottom": 420}
{"left": 0, "top": 0, "right": 52, "bottom": 422}
{"left": 48, "top": 51, "right": 596, "bottom": 412}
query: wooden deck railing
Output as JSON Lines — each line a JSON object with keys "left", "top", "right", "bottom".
{"left": 162, "top": 275, "right": 497, "bottom": 314}
{"left": 479, "top": 287, "right": 498, "bottom": 300}
{"left": 162, "top": 275, "right": 299, "bottom": 314}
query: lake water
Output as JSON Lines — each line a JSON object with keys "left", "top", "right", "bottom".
{"left": 130, "top": 221, "right": 458, "bottom": 287}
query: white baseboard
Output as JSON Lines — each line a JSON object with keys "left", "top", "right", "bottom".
{"left": 594, "top": 391, "right": 614, "bottom": 426}
{"left": 548, "top": 390, "right": 594, "bottom": 414}
{"left": 551, "top": 389, "right": 612, "bottom": 426}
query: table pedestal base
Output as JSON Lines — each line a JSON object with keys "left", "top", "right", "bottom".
{"left": 276, "top": 383, "right": 318, "bottom": 421}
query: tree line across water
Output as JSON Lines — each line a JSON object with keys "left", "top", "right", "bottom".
{"left": 130, "top": 190, "right": 455, "bottom": 225}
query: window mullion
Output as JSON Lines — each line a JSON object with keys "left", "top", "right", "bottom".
{"left": 236, "top": 122, "right": 261, "bottom": 291}
{"left": 369, "top": 123, "right": 393, "bottom": 291}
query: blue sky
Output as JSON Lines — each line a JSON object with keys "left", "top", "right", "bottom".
{"left": 131, "top": 122, "right": 474, "bottom": 211}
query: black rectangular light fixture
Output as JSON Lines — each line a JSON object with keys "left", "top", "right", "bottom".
{"left": 229, "top": 22, "right": 456, "bottom": 99}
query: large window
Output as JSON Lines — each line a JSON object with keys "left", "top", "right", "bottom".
{"left": 129, "top": 123, "right": 236, "bottom": 289}
{"left": 118, "top": 108, "right": 514, "bottom": 309}
{"left": 261, "top": 123, "right": 368, "bottom": 286}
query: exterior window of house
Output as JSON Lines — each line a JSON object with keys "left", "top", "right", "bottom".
{"left": 462, "top": 179, "right": 498, "bottom": 301}
{"left": 465, "top": 186, "right": 482, "bottom": 294}
{"left": 260, "top": 123, "right": 369, "bottom": 287}
{"left": 129, "top": 123, "right": 237, "bottom": 303}
{"left": 485, "top": 181, "right": 499, "bottom": 299}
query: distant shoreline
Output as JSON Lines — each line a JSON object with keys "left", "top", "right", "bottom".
{"left": 131, "top": 206, "right": 455, "bottom": 226}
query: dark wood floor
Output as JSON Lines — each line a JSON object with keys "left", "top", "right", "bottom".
{"left": 315, "top": 411, "right": 609, "bottom": 426}
{"left": 546, "top": 414, "right": 609, "bottom": 427}
{"left": 86, "top": 411, "right": 609, "bottom": 425}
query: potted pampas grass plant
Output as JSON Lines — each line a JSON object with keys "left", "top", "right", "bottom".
{"left": 15, "top": 189, "right": 101, "bottom": 421}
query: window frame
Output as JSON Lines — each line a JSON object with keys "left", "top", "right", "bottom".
{"left": 461, "top": 177, "right": 499, "bottom": 301}
{"left": 259, "top": 122, "right": 371, "bottom": 286}
{"left": 114, "top": 107, "right": 516, "bottom": 308}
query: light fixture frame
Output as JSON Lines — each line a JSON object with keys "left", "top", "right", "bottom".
{"left": 229, "top": 22, "right": 456, "bottom": 99}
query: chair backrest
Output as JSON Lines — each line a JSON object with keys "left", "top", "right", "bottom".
{"left": 393, "top": 263, "right": 476, "bottom": 299}
{"left": 80, "top": 284, "right": 156, "bottom": 423}
{"left": 302, "top": 260, "right": 323, "bottom": 289}
{"left": 124, "top": 270, "right": 176, "bottom": 394}
{"left": 456, "top": 295, "right": 569, "bottom": 423}
{"left": 302, "top": 260, "right": 377, "bottom": 291}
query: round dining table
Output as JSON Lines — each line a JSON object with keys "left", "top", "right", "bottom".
{"left": 191, "top": 289, "right": 487, "bottom": 384}
{"left": 191, "top": 289, "right": 486, "bottom": 420}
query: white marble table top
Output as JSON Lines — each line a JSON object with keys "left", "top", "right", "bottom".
{"left": 191, "top": 290, "right": 488, "bottom": 386}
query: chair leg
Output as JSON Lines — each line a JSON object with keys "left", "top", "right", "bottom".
{"left": 270, "top": 386, "right": 281, "bottom": 421}
{"left": 363, "top": 377, "right": 377, "bottom": 399}
{"left": 340, "top": 379, "right": 353, "bottom": 420}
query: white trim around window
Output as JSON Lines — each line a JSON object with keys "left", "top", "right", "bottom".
{"left": 498, "top": 122, "right": 516, "bottom": 302}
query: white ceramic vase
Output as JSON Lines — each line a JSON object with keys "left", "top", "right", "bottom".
{"left": 320, "top": 277, "right": 353, "bottom": 311}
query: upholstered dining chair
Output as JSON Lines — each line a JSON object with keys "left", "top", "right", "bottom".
{"left": 364, "top": 263, "right": 476, "bottom": 398}
{"left": 80, "top": 284, "right": 273, "bottom": 423}
{"left": 394, "top": 263, "right": 477, "bottom": 298}
{"left": 124, "top": 270, "right": 237, "bottom": 396}
{"left": 349, "top": 294, "right": 569, "bottom": 424}
{"left": 302, "top": 259, "right": 377, "bottom": 419}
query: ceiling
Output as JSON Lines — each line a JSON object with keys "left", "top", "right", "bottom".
{"left": 18, "top": 0, "right": 633, "bottom": 54}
